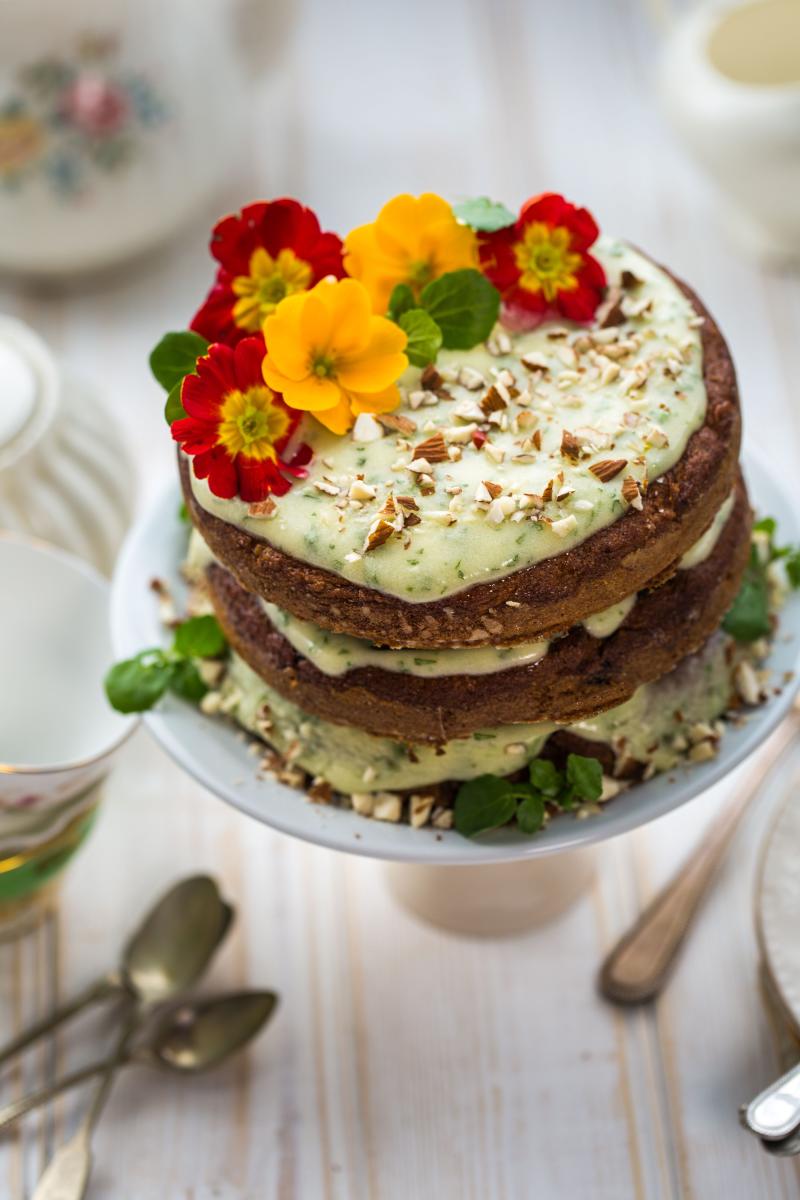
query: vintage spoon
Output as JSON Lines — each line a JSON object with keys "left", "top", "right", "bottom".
{"left": 0, "top": 991, "right": 278, "bottom": 1131}
{"left": 20, "top": 875, "right": 234, "bottom": 1200}
{"left": 741, "top": 1061, "right": 800, "bottom": 1143}
{"left": 0, "top": 874, "right": 234, "bottom": 1068}
{"left": 598, "top": 709, "right": 799, "bottom": 1004}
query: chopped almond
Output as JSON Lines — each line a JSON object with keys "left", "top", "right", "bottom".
{"left": 589, "top": 458, "right": 627, "bottom": 482}
{"left": 621, "top": 476, "right": 644, "bottom": 510}
{"left": 378, "top": 412, "right": 417, "bottom": 435}
{"left": 412, "top": 431, "right": 448, "bottom": 463}
{"left": 560, "top": 429, "right": 583, "bottom": 460}
{"left": 480, "top": 385, "right": 507, "bottom": 415}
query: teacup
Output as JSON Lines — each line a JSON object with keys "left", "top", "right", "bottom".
{"left": 0, "top": 534, "right": 136, "bottom": 925}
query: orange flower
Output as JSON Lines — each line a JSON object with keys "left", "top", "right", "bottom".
{"left": 262, "top": 279, "right": 408, "bottom": 435}
{"left": 343, "top": 193, "right": 477, "bottom": 313}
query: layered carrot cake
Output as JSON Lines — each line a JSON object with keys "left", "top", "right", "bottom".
{"left": 109, "top": 191, "right": 795, "bottom": 837}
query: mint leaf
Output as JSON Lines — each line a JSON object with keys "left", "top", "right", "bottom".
{"left": 787, "top": 550, "right": 800, "bottom": 589}
{"left": 529, "top": 758, "right": 564, "bottom": 797}
{"left": 419, "top": 269, "right": 500, "bottom": 350}
{"left": 723, "top": 548, "right": 771, "bottom": 642}
{"left": 453, "top": 196, "right": 516, "bottom": 233}
{"left": 516, "top": 793, "right": 546, "bottom": 835}
{"left": 178, "top": 501, "right": 189, "bottom": 523}
{"left": 454, "top": 776, "right": 518, "bottom": 838}
{"left": 169, "top": 659, "right": 208, "bottom": 702}
{"left": 164, "top": 380, "right": 187, "bottom": 424}
{"left": 398, "top": 309, "right": 442, "bottom": 368}
{"left": 565, "top": 754, "right": 603, "bottom": 803}
{"left": 105, "top": 651, "right": 174, "bottom": 713}
{"left": 150, "top": 331, "right": 208, "bottom": 392}
{"left": 387, "top": 283, "right": 415, "bottom": 322}
{"left": 173, "top": 615, "right": 227, "bottom": 659}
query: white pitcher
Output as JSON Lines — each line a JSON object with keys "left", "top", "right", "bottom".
{"left": 0, "top": 315, "right": 134, "bottom": 573}
{"left": 661, "top": 0, "right": 800, "bottom": 263}
{"left": 0, "top": 0, "right": 286, "bottom": 275}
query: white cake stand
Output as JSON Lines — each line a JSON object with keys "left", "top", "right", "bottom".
{"left": 111, "top": 453, "right": 800, "bottom": 933}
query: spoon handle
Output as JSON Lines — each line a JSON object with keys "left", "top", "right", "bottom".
{"left": 0, "top": 976, "right": 119, "bottom": 1071}
{"left": 744, "top": 1061, "right": 800, "bottom": 1141}
{"left": 31, "top": 1004, "right": 141, "bottom": 1200}
{"left": 599, "top": 713, "right": 799, "bottom": 1004}
{"left": 0, "top": 1053, "right": 131, "bottom": 1131}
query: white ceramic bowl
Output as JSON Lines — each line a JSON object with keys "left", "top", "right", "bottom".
{"left": 0, "top": 534, "right": 136, "bottom": 838}
{"left": 111, "top": 453, "right": 800, "bottom": 865}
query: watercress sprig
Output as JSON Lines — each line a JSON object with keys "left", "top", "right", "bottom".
{"left": 723, "top": 516, "right": 800, "bottom": 643}
{"left": 105, "top": 615, "right": 227, "bottom": 714}
{"left": 454, "top": 753, "right": 604, "bottom": 839}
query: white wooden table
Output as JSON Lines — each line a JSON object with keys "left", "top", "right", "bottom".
{"left": 3, "top": 1, "right": 800, "bottom": 1195}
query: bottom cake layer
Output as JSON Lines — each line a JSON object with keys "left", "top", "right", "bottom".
{"left": 206, "top": 632, "right": 763, "bottom": 804}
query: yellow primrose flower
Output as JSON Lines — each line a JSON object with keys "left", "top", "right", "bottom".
{"left": 343, "top": 193, "right": 477, "bottom": 313}
{"left": 262, "top": 278, "right": 409, "bottom": 435}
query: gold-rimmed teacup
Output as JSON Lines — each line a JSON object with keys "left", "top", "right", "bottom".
{"left": 0, "top": 534, "right": 136, "bottom": 933}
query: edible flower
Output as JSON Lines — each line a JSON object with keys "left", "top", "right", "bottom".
{"left": 190, "top": 199, "right": 345, "bottom": 346}
{"left": 344, "top": 193, "right": 477, "bottom": 313}
{"left": 262, "top": 278, "right": 408, "bottom": 435}
{"left": 477, "top": 193, "right": 606, "bottom": 327}
{"left": 171, "top": 336, "right": 311, "bottom": 502}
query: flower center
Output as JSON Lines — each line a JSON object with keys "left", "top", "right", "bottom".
{"left": 407, "top": 258, "right": 434, "bottom": 292}
{"left": 217, "top": 385, "right": 290, "bottom": 460}
{"left": 513, "top": 222, "right": 582, "bottom": 301}
{"left": 311, "top": 353, "right": 336, "bottom": 379}
{"left": 231, "top": 247, "right": 313, "bottom": 331}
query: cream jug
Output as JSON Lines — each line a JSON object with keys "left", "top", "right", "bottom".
{"left": 661, "top": 0, "right": 800, "bottom": 262}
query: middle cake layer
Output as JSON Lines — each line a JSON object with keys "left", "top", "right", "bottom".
{"left": 200, "top": 474, "right": 751, "bottom": 742}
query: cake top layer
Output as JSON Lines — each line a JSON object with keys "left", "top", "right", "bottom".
{"left": 187, "top": 237, "right": 706, "bottom": 601}
{"left": 156, "top": 192, "right": 709, "bottom": 604}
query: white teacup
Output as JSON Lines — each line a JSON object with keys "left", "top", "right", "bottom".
{"left": 0, "top": 534, "right": 136, "bottom": 837}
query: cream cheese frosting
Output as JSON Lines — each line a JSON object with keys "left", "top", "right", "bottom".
{"left": 189, "top": 237, "right": 707, "bottom": 603}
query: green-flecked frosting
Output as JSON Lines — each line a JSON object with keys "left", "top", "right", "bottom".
{"left": 189, "top": 237, "right": 707, "bottom": 603}
{"left": 219, "top": 635, "right": 735, "bottom": 795}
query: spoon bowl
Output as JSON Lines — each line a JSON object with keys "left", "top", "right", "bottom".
{"left": 122, "top": 876, "right": 234, "bottom": 1006}
{"left": 148, "top": 991, "right": 279, "bottom": 1073}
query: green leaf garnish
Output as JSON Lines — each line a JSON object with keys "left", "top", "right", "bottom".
{"left": 105, "top": 617, "right": 228, "bottom": 714}
{"left": 150, "top": 331, "right": 209, "bottom": 391}
{"left": 104, "top": 651, "right": 174, "bottom": 714}
{"left": 454, "top": 752, "right": 607, "bottom": 839}
{"left": 723, "top": 547, "right": 771, "bottom": 642}
{"left": 529, "top": 758, "right": 564, "bottom": 797}
{"left": 164, "top": 380, "right": 188, "bottom": 424}
{"left": 565, "top": 753, "right": 603, "bottom": 805}
{"left": 723, "top": 515, "right": 800, "bottom": 644}
{"left": 387, "top": 283, "right": 416, "bottom": 322}
{"left": 453, "top": 196, "right": 516, "bottom": 232}
{"left": 398, "top": 309, "right": 443, "bottom": 368}
{"left": 173, "top": 615, "right": 227, "bottom": 659}
{"left": 169, "top": 659, "right": 208, "bottom": 703}
{"left": 419, "top": 269, "right": 501, "bottom": 350}
{"left": 516, "top": 793, "right": 546, "bottom": 835}
{"left": 454, "top": 775, "right": 519, "bottom": 838}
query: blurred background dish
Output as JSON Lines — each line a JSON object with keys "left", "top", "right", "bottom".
{"left": 0, "top": 314, "right": 134, "bottom": 573}
{"left": 661, "top": 0, "right": 800, "bottom": 263}
{"left": 0, "top": 535, "right": 136, "bottom": 933}
{"left": 0, "top": 0, "right": 284, "bottom": 276}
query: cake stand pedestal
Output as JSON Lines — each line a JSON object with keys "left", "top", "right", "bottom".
{"left": 384, "top": 846, "right": 598, "bottom": 936}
